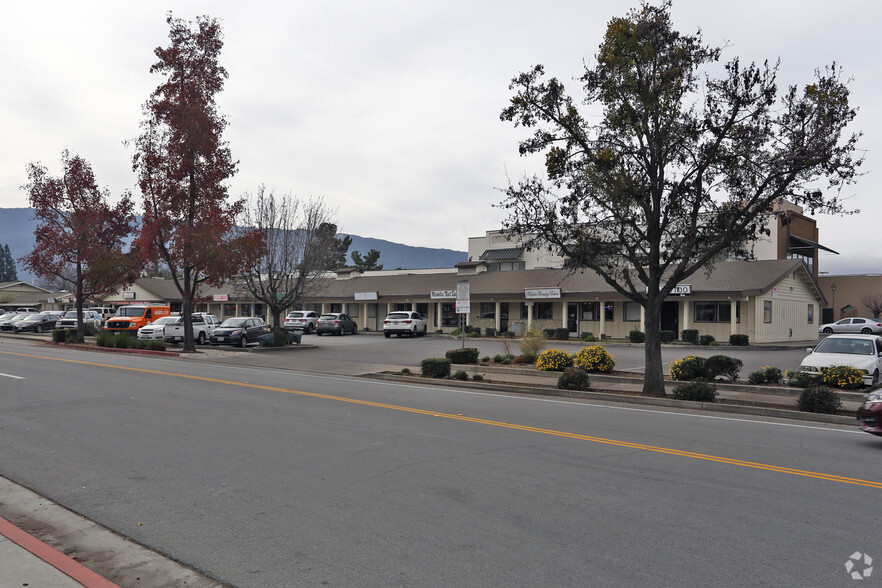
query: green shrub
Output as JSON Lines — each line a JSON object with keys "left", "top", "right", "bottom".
{"left": 671, "top": 379, "right": 718, "bottom": 402}
{"left": 500, "top": 357, "right": 512, "bottom": 365}
{"left": 146, "top": 340, "right": 167, "bottom": 352}
{"left": 553, "top": 328, "right": 570, "bottom": 341}
{"left": 445, "top": 348, "right": 480, "bottom": 364}
{"left": 669, "top": 355, "right": 706, "bottom": 381}
{"left": 699, "top": 334, "right": 715, "bottom": 346}
{"left": 502, "top": 330, "right": 516, "bottom": 339}
{"left": 573, "top": 345, "right": 615, "bottom": 373}
{"left": 493, "top": 354, "right": 505, "bottom": 363}
{"left": 471, "top": 374, "right": 484, "bottom": 382}
{"left": 520, "top": 329, "right": 547, "bottom": 362}
{"left": 485, "top": 327, "right": 497, "bottom": 338}
{"left": 400, "top": 367, "right": 411, "bottom": 375}
{"left": 820, "top": 365, "right": 865, "bottom": 390}
{"left": 583, "top": 334, "right": 597, "bottom": 342}
{"left": 748, "top": 365, "right": 783, "bottom": 385}
{"left": 703, "top": 355, "right": 743, "bottom": 382}
{"left": 52, "top": 329, "right": 69, "bottom": 343}
{"left": 729, "top": 333, "right": 750, "bottom": 346}
{"left": 629, "top": 329, "right": 646, "bottom": 343}
{"left": 580, "top": 332, "right": 593, "bottom": 340}
{"left": 797, "top": 385, "right": 843, "bottom": 413}
{"left": 96, "top": 330, "right": 116, "bottom": 347}
{"left": 557, "top": 367, "right": 591, "bottom": 391}
{"left": 660, "top": 330, "right": 677, "bottom": 343}
{"left": 421, "top": 358, "right": 452, "bottom": 378}
{"left": 451, "top": 328, "right": 462, "bottom": 337}
{"left": 67, "top": 329, "right": 81, "bottom": 342}
{"left": 513, "top": 355, "right": 532, "bottom": 365}
{"left": 681, "top": 329, "right": 699, "bottom": 345}
{"left": 536, "top": 348, "right": 574, "bottom": 371}
{"left": 542, "top": 328, "right": 556, "bottom": 339}
{"left": 452, "top": 370, "right": 469, "bottom": 381}
{"left": 785, "top": 369, "right": 815, "bottom": 388}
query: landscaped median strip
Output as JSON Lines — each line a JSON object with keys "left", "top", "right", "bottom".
{"left": 2, "top": 349, "right": 879, "bottom": 490}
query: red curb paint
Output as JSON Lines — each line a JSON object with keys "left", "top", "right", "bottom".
{"left": 0, "top": 515, "right": 120, "bottom": 588}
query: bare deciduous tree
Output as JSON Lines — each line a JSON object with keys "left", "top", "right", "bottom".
{"left": 861, "top": 292, "right": 882, "bottom": 319}
{"left": 237, "top": 187, "right": 340, "bottom": 339}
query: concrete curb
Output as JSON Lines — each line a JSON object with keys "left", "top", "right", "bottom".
{"left": 365, "top": 373, "right": 858, "bottom": 426}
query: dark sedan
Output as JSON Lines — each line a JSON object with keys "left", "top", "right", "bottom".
{"left": 12, "top": 313, "right": 61, "bottom": 333}
{"left": 208, "top": 317, "right": 268, "bottom": 348}
{"left": 315, "top": 313, "right": 357, "bottom": 336}
{"left": 0, "top": 313, "right": 35, "bottom": 331}
{"left": 857, "top": 390, "right": 882, "bottom": 436}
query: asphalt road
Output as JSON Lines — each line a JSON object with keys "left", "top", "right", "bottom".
{"left": 1, "top": 340, "right": 879, "bottom": 586}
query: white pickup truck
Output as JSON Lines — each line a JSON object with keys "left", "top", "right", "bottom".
{"left": 163, "top": 313, "right": 222, "bottom": 345}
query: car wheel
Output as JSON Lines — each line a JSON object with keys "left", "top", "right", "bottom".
{"left": 823, "top": 327, "right": 833, "bottom": 334}
{"left": 384, "top": 332, "right": 391, "bottom": 338}
{"left": 307, "top": 323, "right": 314, "bottom": 334}
{"left": 862, "top": 328, "right": 873, "bottom": 334}
{"left": 238, "top": 337, "right": 246, "bottom": 348}
{"left": 36, "top": 325, "right": 43, "bottom": 333}
{"left": 351, "top": 326, "right": 357, "bottom": 335}
{"left": 316, "top": 331, "right": 322, "bottom": 336}
{"left": 197, "top": 332, "right": 207, "bottom": 345}
{"left": 411, "top": 328, "right": 417, "bottom": 338}
{"left": 874, "top": 370, "right": 880, "bottom": 385}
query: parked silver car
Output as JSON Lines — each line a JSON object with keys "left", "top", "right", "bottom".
{"left": 284, "top": 311, "right": 320, "bottom": 334}
{"left": 818, "top": 317, "right": 882, "bottom": 335}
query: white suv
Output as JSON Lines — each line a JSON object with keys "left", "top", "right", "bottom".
{"left": 383, "top": 311, "right": 427, "bottom": 338}
{"left": 284, "top": 311, "right": 320, "bottom": 333}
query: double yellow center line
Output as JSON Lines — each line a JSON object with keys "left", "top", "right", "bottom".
{"left": 3, "top": 349, "right": 879, "bottom": 489}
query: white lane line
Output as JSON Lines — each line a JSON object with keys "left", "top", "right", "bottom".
{"left": 0, "top": 372, "right": 24, "bottom": 380}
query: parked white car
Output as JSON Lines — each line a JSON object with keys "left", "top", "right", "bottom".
{"left": 138, "top": 315, "right": 182, "bottom": 340}
{"left": 164, "top": 313, "right": 221, "bottom": 345}
{"left": 383, "top": 311, "right": 427, "bottom": 338}
{"left": 56, "top": 309, "right": 101, "bottom": 330}
{"left": 799, "top": 334, "right": 882, "bottom": 386}
{"left": 818, "top": 317, "right": 882, "bottom": 335}
{"left": 284, "top": 311, "right": 320, "bottom": 334}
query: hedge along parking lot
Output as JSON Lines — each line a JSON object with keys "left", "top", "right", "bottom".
{"left": 0, "top": 329, "right": 814, "bottom": 378}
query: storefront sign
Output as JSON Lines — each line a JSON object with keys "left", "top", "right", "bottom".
{"left": 355, "top": 291, "right": 378, "bottom": 301}
{"left": 213, "top": 294, "right": 229, "bottom": 301}
{"left": 670, "top": 284, "right": 691, "bottom": 296}
{"left": 430, "top": 290, "right": 456, "bottom": 299}
{"left": 525, "top": 288, "right": 561, "bottom": 299}
{"left": 123, "top": 292, "right": 135, "bottom": 299}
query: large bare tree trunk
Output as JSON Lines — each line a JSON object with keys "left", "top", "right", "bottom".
{"left": 641, "top": 300, "right": 667, "bottom": 397}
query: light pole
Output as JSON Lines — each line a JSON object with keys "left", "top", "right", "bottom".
{"left": 831, "top": 283, "right": 837, "bottom": 319}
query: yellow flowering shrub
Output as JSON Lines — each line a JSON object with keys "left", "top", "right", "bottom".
{"left": 668, "top": 355, "right": 705, "bottom": 381}
{"left": 573, "top": 345, "right": 615, "bottom": 374}
{"left": 820, "top": 365, "right": 864, "bottom": 390}
{"left": 536, "top": 348, "right": 574, "bottom": 371}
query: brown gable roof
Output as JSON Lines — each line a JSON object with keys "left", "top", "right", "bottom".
{"left": 305, "top": 259, "right": 821, "bottom": 302}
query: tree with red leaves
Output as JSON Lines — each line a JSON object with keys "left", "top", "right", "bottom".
{"left": 22, "top": 150, "right": 139, "bottom": 343}
{"left": 133, "top": 13, "right": 260, "bottom": 352}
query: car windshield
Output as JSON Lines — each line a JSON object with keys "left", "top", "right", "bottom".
{"left": 220, "top": 318, "right": 247, "bottom": 328}
{"left": 115, "top": 307, "right": 145, "bottom": 317}
{"left": 152, "top": 316, "right": 180, "bottom": 325}
{"left": 814, "top": 337, "right": 876, "bottom": 356}
{"left": 0, "top": 314, "right": 15, "bottom": 321}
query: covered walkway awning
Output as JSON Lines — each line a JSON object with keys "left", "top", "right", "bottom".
{"left": 789, "top": 235, "right": 839, "bottom": 255}
{"left": 479, "top": 248, "right": 523, "bottom": 261}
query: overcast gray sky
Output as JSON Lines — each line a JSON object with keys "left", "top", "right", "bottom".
{"left": 1, "top": 1, "right": 878, "bottom": 273}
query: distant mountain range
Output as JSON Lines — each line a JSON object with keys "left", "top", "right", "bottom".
{"left": 0, "top": 207, "right": 467, "bottom": 283}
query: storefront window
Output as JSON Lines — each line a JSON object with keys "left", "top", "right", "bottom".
{"left": 581, "top": 301, "right": 600, "bottom": 321}
{"left": 623, "top": 301, "right": 641, "bottom": 321}
{"left": 764, "top": 300, "right": 772, "bottom": 323}
{"left": 480, "top": 302, "right": 495, "bottom": 319}
{"left": 604, "top": 302, "right": 614, "bottom": 321}
{"left": 441, "top": 303, "right": 457, "bottom": 327}
{"left": 223, "top": 303, "right": 236, "bottom": 317}
{"left": 808, "top": 304, "right": 814, "bottom": 324}
{"left": 346, "top": 303, "right": 359, "bottom": 317}
{"left": 535, "top": 302, "right": 553, "bottom": 320}
{"left": 696, "top": 301, "right": 741, "bottom": 323}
